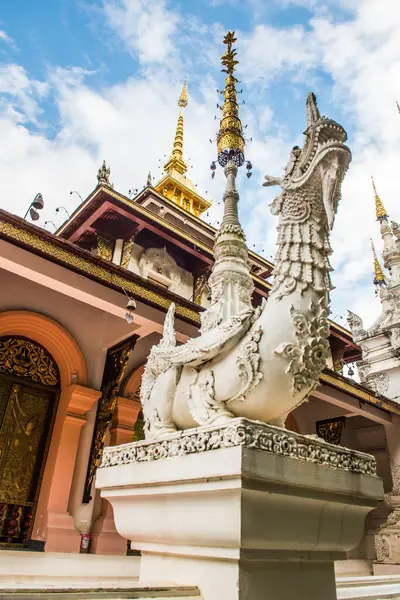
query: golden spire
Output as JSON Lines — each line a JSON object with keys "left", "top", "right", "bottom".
{"left": 371, "top": 238, "right": 386, "bottom": 286}
{"left": 371, "top": 176, "right": 388, "bottom": 222}
{"left": 216, "top": 31, "right": 245, "bottom": 167}
{"left": 164, "top": 80, "right": 188, "bottom": 176}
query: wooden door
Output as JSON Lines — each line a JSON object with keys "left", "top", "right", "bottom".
{"left": 0, "top": 337, "right": 59, "bottom": 547}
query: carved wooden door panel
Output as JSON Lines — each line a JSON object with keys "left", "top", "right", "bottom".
{"left": 0, "top": 337, "right": 60, "bottom": 547}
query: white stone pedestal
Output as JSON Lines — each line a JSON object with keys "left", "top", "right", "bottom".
{"left": 96, "top": 419, "right": 383, "bottom": 600}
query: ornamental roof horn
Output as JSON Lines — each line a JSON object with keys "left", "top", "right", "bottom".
{"left": 371, "top": 176, "right": 388, "bottom": 222}
{"left": 164, "top": 80, "right": 188, "bottom": 176}
{"left": 210, "top": 31, "right": 252, "bottom": 178}
{"left": 97, "top": 160, "right": 112, "bottom": 187}
{"left": 371, "top": 238, "right": 386, "bottom": 287}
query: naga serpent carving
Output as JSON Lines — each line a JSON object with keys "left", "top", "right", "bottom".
{"left": 140, "top": 93, "right": 351, "bottom": 440}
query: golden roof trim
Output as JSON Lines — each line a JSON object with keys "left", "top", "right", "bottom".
{"left": 75, "top": 185, "right": 272, "bottom": 291}
{"left": 0, "top": 216, "right": 200, "bottom": 325}
{"left": 326, "top": 318, "right": 355, "bottom": 338}
{"left": 1, "top": 211, "right": 356, "bottom": 349}
{"left": 58, "top": 185, "right": 274, "bottom": 272}
{"left": 320, "top": 370, "right": 400, "bottom": 416}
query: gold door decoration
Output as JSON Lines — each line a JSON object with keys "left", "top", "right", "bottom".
{"left": 316, "top": 417, "right": 346, "bottom": 446}
{"left": 82, "top": 334, "right": 139, "bottom": 503}
{"left": 0, "top": 337, "right": 60, "bottom": 546}
{"left": 132, "top": 384, "right": 145, "bottom": 442}
{"left": 0, "top": 338, "right": 59, "bottom": 386}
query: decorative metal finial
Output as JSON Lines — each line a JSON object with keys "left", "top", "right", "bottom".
{"left": 371, "top": 176, "right": 388, "bottom": 222}
{"left": 147, "top": 171, "right": 152, "bottom": 187}
{"left": 97, "top": 160, "right": 112, "bottom": 187}
{"left": 215, "top": 31, "right": 246, "bottom": 169}
{"left": 164, "top": 80, "right": 188, "bottom": 176}
{"left": 397, "top": 101, "right": 400, "bottom": 115}
{"left": 371, "top": 238, "right": 386, "bottom": 287}
{"left": 178, "top": 79, "right": 188, "bottom": 108}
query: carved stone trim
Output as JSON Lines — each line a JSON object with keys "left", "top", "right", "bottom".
{"left": 100, "top": 417, "right": 377, "bottom": 476}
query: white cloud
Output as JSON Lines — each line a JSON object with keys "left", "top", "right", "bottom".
{"left": 240, "top": 24, "right": 316, "bottom": 85}
{"left": 0, "top": 64, "right": 48, "bottom": 124}
{"left": 0, "top": 29, "right": 16, "bottom": 49}
{"left": 103, "top": 0, "right": 179, "bottom": 63}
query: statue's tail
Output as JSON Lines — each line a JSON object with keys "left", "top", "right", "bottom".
{"left": 160, "top": 302, "right": 176, "bottom": 348}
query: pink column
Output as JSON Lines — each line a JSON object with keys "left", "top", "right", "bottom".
{"left": 91, "top": 397, "right": 141, "bottom": 555}
{"left": 45, "top": 385, "right": 101, "bottom": 552}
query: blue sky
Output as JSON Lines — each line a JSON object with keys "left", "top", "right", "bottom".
{"left": 0, "top": 0, "right": 399, "bottom": 331}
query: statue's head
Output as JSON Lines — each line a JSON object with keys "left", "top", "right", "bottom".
{"left": 286, "top": 92, "right": 352, "bottom": 230}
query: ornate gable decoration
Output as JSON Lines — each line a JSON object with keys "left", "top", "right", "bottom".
{"left": 139, "top": 247, "right": 182, "bottom": 293}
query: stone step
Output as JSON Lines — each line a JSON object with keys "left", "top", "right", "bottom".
{"left": 0, "top": 586, "right": 201, "bottom": 600}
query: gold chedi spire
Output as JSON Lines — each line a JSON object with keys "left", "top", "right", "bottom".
{"left": 371, "top": 239, "right": 386, "bottom": 286}
{"left": 164, "top": 80, "right": 188, "bottom": 176}
{"left": 155, "top": 79, "right": 212, "bottom": 217}
{"left": 371, "top": 176, "right": 388, "bottom": 222}
{"left": 216, "top": 31, "right": 245, "bottom": 167}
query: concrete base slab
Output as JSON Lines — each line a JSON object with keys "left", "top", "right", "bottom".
{"left": 97, "top": 418, "right": 383, "bottom": 600}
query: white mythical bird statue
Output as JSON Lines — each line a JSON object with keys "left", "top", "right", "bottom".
{"left": 140, "top": 32, "right": 351, "bottom": 440}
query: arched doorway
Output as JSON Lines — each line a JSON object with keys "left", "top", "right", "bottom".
{"left": 0, "top": 336, "right": 60, "bottom": 547}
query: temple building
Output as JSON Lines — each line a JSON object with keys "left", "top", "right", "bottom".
{"left": 347, "top": 178, "right": 400, "bottom": 576}
{"left": 0, "top": 80, "right": 400, "bottom": 595}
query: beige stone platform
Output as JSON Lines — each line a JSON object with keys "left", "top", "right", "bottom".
{"left": 0, "top": 552, "right": 140, "bottom": 590}
{"left": 97, "top": 418, "right": 383, "bottom": 600}
{"left": 336, "top": 574, "right": 400, "bottom": 599}
{"left": 0, "top": 588, "right": 201, "bottom": 600}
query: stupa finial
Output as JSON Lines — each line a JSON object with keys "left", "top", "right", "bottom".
{"left": 371, "top": 176, "right": 388, "bottom": 223}
{"left": 164, "top": 80, "right": 188, "bottom": 176}
{"left": 216, "top": 31, "right": 245, "bottom": 168}
{"left": 147, "top": 171, "right": 152, "bottom": 187}
{"left": 371, "top": 238, "right": 386, "bottom": 287}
